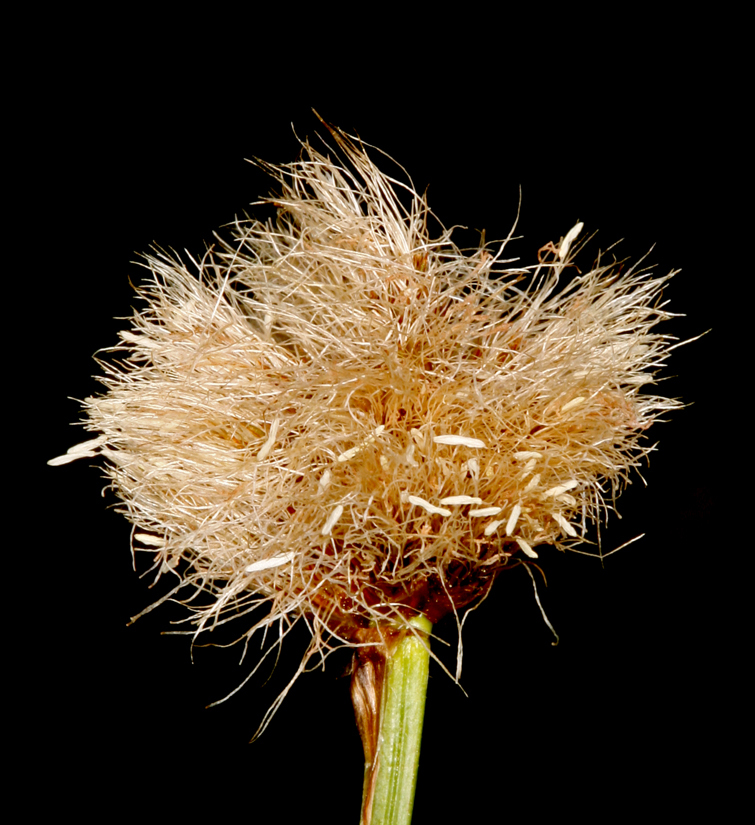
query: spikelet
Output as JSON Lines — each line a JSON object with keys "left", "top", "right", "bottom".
{"left": 51, "top": 125, "right": 680, "bottom": 721}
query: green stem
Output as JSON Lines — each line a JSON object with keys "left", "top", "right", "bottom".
{"left": 356, "top": 615, "right": 432, "bottom": 825}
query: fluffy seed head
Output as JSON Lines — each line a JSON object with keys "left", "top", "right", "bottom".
{"left": 55, "top": 125, "right": 681, "bottom": 708}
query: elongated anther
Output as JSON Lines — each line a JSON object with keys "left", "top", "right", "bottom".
{"left": 505, "top": 503, "right": 521, "bottom": 535}
{"left": 433, "top": 435, "right": 486, "bottom": 448}
{"left": 246, "top": 551, "right": 296, "bottom": 572}
{"left": 470, "top": 506, "right": 502, "bottom": 517}
{"left": 516, "top": 537, "right": 538, "bottom": 558}
{"left": 407, "top": 495, "right": 452, "bottom": 517}
{"left": 439, "top": 495, "right": 483, "bottom": 505}
{"left": 321, "top": 504, "right": 344, "bottom": 535}
{"left": 553, "top": 512, "right": 577, "bottom": 537}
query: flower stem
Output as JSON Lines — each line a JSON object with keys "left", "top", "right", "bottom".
{"left": 353, "top": 615, "right": 432, "bottom": 825}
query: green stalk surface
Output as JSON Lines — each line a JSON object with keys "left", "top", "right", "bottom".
{"left": 363, "top": 614, "right": 432, "bottom": 825}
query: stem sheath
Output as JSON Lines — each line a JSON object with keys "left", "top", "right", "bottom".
{"left": 355, "top": 615, "right": 432, "bottom": 825}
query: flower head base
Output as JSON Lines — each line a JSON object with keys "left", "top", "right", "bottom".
{"left": 55, "top": 127, "right": 679, "bottom": 714}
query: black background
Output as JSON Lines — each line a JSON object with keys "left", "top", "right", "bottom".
{"left": 37, "top": 51, "right": 737, "bottom": 820}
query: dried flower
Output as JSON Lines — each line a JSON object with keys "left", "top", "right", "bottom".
{"left": 51, "top": 125, "right": 680, "bottom": 734}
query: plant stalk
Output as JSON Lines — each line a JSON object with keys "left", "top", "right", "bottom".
{"left": 353, "top": 615, "right": 432, "bottom": 825}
